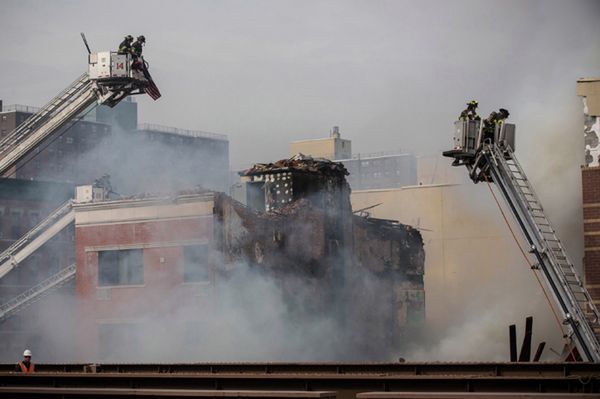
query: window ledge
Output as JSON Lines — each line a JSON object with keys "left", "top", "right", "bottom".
{"left": 96, "top": 284, "right": 146, "bottom": 289}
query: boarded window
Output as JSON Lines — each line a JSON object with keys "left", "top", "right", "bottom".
{"left": 98, "top": 249, "right": 144, "bottom": 286}
{"left": 183, "top": 245, "right": 209, "bottom": 282}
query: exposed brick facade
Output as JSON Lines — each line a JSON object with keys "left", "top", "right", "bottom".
{"left": 74, "top": 194, "right": 215, "bottom": 361}
{"left": 582, "top": 166, "right": 600, "bottom": 304}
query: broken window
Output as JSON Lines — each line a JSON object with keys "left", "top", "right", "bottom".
{"left": 98, "top": 249, "right": 144, "bottom": 286}
{"left": 183, "top": 245, "right": 209, "bottom": 282}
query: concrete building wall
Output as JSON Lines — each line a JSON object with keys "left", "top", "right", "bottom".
{"left": 0, "top": 106, "right": 112, "bottom": 183}
{"left": 339, "top": 153, "right": 417, "bottom": 190}
{"left": 578, "top": 78, "right": 600, "bottom": 167}
{"left": 351, "top": 173, "right": 564, "bottom": 358}
{"left": 135, "top": 125, "right": 230, "bottom": 193}
{"left": 290, "top": 137, "right": 352, "bottom": 160}
{"left": 0, "top": 178, "right": 74, "bottom": 361}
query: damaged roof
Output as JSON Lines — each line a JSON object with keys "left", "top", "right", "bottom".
{"left": 241, "top": 153, "right": 349, "bottom": 176}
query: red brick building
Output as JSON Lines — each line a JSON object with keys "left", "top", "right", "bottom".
{"left": 69, "top": 156, "right": 424, "bottom": 361}
{"left": 73, "top": 190, "right": 215, "bottom": 361}
{"left": 579, "top": 77, "right": 600, "bottom": 306}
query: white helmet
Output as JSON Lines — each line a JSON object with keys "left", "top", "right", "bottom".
{"left": 23, "top": 349, "right": 32, "bottom": 357}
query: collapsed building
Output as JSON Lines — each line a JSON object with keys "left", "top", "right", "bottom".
{"left": 219, "top": 155, "right": 425, "bottom": 357}
{"left": 0, "top": 155, "right": 424, "bottom": 362}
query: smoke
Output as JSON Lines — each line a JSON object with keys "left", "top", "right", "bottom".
{"left": 2, "top": 0, "right": 599, "bottom": 363}
{"left": 93, "top": 261, "right": 344, "bottom": 363}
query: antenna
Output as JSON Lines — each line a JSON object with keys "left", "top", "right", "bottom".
{"left": 80, "top": 32, "right": 91, "bottom": 54}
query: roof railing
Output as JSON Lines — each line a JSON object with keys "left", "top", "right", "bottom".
{"left": 137, "top": 123, "right": 228, "bottom": 141}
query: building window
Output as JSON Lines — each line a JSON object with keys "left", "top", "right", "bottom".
{"left": 183, "top": 245, "right": 209, "bottom": 282}
{"left": 29, "top": 212, "right": 39, "bottom": 229}
{"left": 10, "top": 210, "right": 21, "bottom": 238}
{"left": 98, "top": 249, "right": 144, "bottom": 286}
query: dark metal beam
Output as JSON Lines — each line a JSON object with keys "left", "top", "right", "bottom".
{"left": 518, "top": 316, "right": 533, "bottom": 362}
{"left": 533, "top": 342, "right": 546, "bottom": 362}
{"left": 509, "top": 324, "right": 517, "bottom": 362}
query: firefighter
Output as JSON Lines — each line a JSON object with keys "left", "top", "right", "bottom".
{"left": 118, "top": 35, "right": 134, "bottom": 54}
{"left": 482, "top": 108, "right": 510, "bottom": 144}
{"left": 15, "top": 349, "right": 34, "bottom": 373}
{"left": 459, "top": 100, "right": 481, "bottom": 121}
{"left": 130, "top": 35, "right": 146, "bottom": 70}
{"left": 131, "top": 35, "right": 145, "bottom": 59}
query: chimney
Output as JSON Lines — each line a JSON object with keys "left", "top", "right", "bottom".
{"left": 331, "top": 126, "right": 340, "bottom": 138}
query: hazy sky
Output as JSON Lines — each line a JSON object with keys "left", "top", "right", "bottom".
{"left": 1, "top": 0, "right": 598, "bottom": 169}
{"left": 1, "top": 0, "right": 599, "bottom": 361}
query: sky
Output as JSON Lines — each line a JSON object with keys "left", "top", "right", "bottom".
{"left": 0, "top": 0, "right": 598, "bottom": 169}
{"left": 1, "top": 0, "right": 600, "bottom": 361}
{"left": 1, "top": 0, "right": 597, "bottom": 260}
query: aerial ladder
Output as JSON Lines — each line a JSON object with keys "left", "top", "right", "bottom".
{"left": 0, "top": 49, "right": 160, "bottom": 177}
{"left": 443, "top": 118, "right": 600, "bottom": 362}
{"left": 0, "top": 46, "right": 161, "bottom": 320}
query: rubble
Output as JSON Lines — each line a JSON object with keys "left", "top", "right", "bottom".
{"left": 242, "top": 153, "right": 349, "bottom": 177}
{"left": 219, "top": 155, "right": 425, "bottom": 352}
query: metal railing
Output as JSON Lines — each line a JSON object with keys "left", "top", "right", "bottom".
{"left": 0, "top": 264, "right": 75, "bottom": 322}
{"left": 137, "top": 123, "right": 228, "bottom": 141}
{"left": 0, "top": 200, "right": 73, "bottom": 266}
{"left": 1, "top": 104, "right": 97, "bottom": 122}
{"left": 1, "top": 104, "right": 41, "bottom": 114}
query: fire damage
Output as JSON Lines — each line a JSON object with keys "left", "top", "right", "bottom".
{"left": 214, "top": 154, "right": 425, "bottom": 356}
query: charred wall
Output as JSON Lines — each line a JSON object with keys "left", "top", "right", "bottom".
{"left": 350, "top": 216, "right": 425, "bottom": 352}
{"left": 214, "top": 155, "right": 425, "bottom": 356}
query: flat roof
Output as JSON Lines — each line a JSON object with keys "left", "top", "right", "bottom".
{"left": 577, "top": 77, "right": 600, "bottom": 83}
{"left": 290, "top": 137, "right": 349, "bottom": 143}
{"left": 137, "top": 123, "right": 228, "bottom": 141}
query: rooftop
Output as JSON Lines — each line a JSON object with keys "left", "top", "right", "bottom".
{"left": 1, "top": 104, "right": 100, "bottom": 122}
{"left": 241, "top": 154, "right": 349, "bottom": 176}
{"left": 137, "top": 123, "right": 228, "bottom": 141}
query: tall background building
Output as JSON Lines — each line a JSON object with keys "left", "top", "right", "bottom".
{"left": 579, "top": 77, "right": 600, "bottom": 308}
{"left": 288, "top": 126, "right": 417, "bottom": 190}
{"left": 0, "top": 96, "right": 230, "bottom": 358}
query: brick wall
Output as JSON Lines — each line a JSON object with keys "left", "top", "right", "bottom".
{"left": 582, "top": 166, "right": 600, "bottom": 304}
{"left": 75, "top": 214, "right": 213, "bottom": 360}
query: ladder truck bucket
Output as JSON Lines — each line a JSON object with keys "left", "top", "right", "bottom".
{"left": 88, "top": 51, "right": 161, "bottom": 106}
{"left": 442, "top": 120, "right": 481, "bottom": 165}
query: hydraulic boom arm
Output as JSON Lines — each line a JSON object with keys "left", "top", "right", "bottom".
{"left": 0, "top": 51, "right": 160, "bottom": 177}
{"left": 443, "top": 120, "right": 600, "bottom": 362}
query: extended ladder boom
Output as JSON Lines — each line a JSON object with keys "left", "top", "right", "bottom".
{"left": 0, "top": 51, "right": 160, "bottom": 177}
{"left": 444, "top": 120, "right": 600, "bottom": 362}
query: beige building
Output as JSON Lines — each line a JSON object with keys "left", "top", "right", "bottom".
{"left": 578, "top": 77, "right": 600, "bottom": 167}
{"left": 289, "top": 126, "right": 351, "bottom": 160}
{"left": 351, "top": 164, "right": 564, "bottom": 360}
